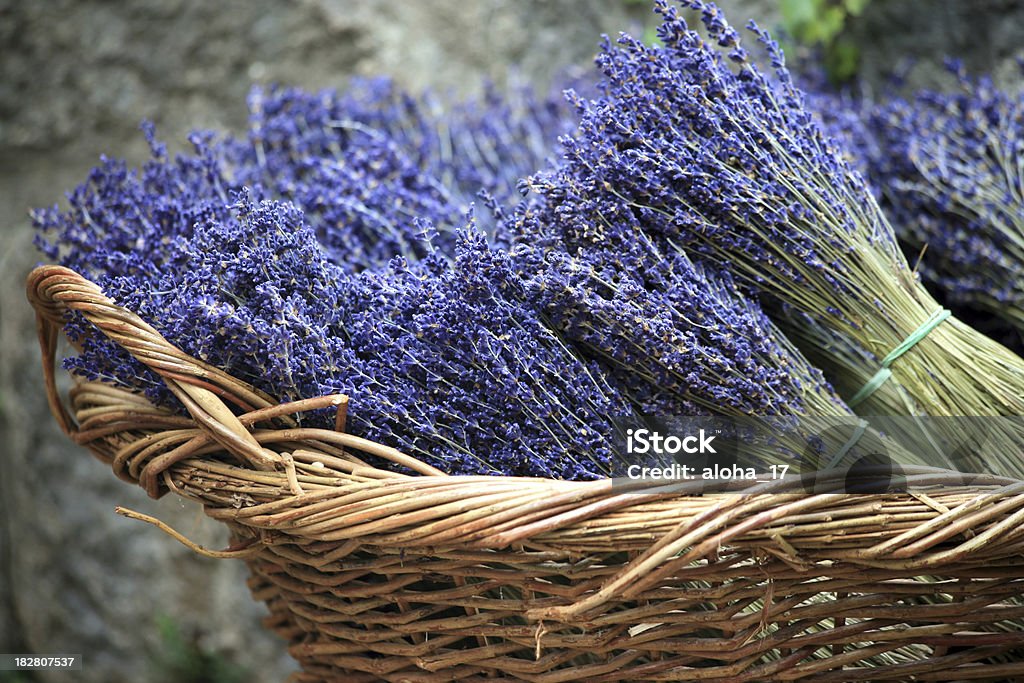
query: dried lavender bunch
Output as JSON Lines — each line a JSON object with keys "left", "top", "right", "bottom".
{"left": 58, "top": 192, "right": 352, "bottom": 408}
{"left": 34, "top": 77, "right": 574, "bottom": 280}
{"left": 806, "top": 68, "right": 1024, "bottom": 350}
{"left": 224, "top": 79, "right": 575, "bottom": 266}
{"left": 506, "top": 168, "right": 946, "bottom": 471}
{"left": 41, "top": 186, "right": 629, "bottom": 479}
{"left": 341, "top": 227, "right": 630, "bottom": 479}
{"left": 546, "top": 0, "right": 1024, "bottom": 476}
{"left": 33, "top": 124, "right": 233, "bottom": 285}
{"left": 866, "top": 67, "right": 1024, "bottom": 339}
{"left": 30, "top": 79, "right": 618, "bottom": 479}
{"left": 224, "top": 82, "right": 467, "bottom": 270}
{"left": 510, "top": 170, "right": 849, "bottom": 420}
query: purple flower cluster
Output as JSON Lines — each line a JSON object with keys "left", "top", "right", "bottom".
{"left": 340, "top": 227, "right": 629, "bottom": 479}
{"left": 31, "top": 74, "right": 629, "bottom": 479}
{"left": 865, "top": 69, "right": 1024, "bottom": 332}
{"left": 35, "top": 78, "right": 574, "bottom": 280}
{"left": 224, "top": 82, "right": 466, "bottom": 270}
{"left": 41, "top": 183, "right": 628, "bottom": 478}
{"left": 546, "top": 0, "right": 902, "bottom": 328}
{"left": 508, "top": 167, "right": 849, "bottom": 419}
{"left": 61, "top": 193, "right": 352, "bottom": 407}
{"left": 224, "top": 79, "right": 576, "bottom": 267}
{"left": 33, "top": 123, "right": 234, "bottom": 284}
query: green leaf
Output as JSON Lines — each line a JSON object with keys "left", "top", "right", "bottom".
{"left": 781, "top": 0, "right": 818, "bottom": 29}
{"left": 844, "top": 0, "right": 870, "bottom": 16}
{"left": 819, "top": 5, "right": 847, "bottom": 42}
{"left": 826, "top": 38, "right": 861, "bottom": 83}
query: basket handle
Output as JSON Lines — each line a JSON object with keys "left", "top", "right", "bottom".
{"left": 26, "top": 265, "right": 279, "bottom": 472}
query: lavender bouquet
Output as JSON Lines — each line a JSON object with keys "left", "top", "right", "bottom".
{"left": 511, "top": 169, "right": 849, "bottom": 420}
{"left": 508, "top": 166, "right": 941, "bottom": 471}
{"left": 41, "top": 191, "right": 630, "bottom": 480}
{"left": 538, "top": 0, "right": 1024, "bottom": 477}
{"left": 35, "top": 77, "right": 574, "bottom": 278}
{"left": 33, "top": 85, "right": 630, "bottom": 480}
{"left": 865, "top": 68, "right": 1024, "bottom": 343}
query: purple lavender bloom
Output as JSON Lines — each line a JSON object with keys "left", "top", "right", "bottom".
{"left": 338, "top": 225, "right": 630, "bottom": 478}
{"left": 33, "top": 123, "right": 235, "bottom": 284}
{"left": 60, "top": 193, "right": 353, "bottom": 410}
{"left": 224, "top": 79, "right": 576, "bottom": 267}
{"left": 865, "top": 69, "right": 1024, "bottom": 335}
{"left": 32, "top": 71, "right": 617, "bottom": 479}
{"left": 35, "top": 77, "right": 575, "bottom": 282}
{"left": 508, "top": 166, "right": 849, "bottom": 419}
{"left": 40, "top": 180, "right": 628, "bottom": 478}
{"left": 540, "top": 0, "right": 905, "bottom": 329}
{"left": 224, "top": 82, "right": 467, "bottom": 270}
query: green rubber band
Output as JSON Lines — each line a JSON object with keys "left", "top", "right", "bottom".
{"left": 847, "top": 368, "right": 893, "bottom": 408}
{"left": 847, "top": 308, "right": 951, "bottom": 408}
{"left": 823, "top": 418, "right": 869, "bottom": 470}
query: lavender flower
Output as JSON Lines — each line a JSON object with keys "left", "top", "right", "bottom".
{"left": 225, "top": 83, "right": 467, "bottom": 270}
{"left": 31, "top": 71, "right": 623, "bottom": 479}
{"left": 59, "top": 192, "right": 353, "bottom": 410}
{"left": 521, "top": 0, "right": 1024, "bottom": 477}
{"left": 866, "top": 68, "right": 1024, "bottom": 338}
{"left": 509, "top": 169, "right": 848, "bottom": 419}
{"left": 39, "top": 179, "right": 629, "bottom": 479}
{"left": 35, "top": 76, "right": 575, "bottom": 285}
{"left": 33, "top": 123, "right": 234, "bottom": 284}
{"left": 339, "top": 226, "right": 630, "bottom": 479}
{"left": 224, "top": 79, "right": 576, "bottom": 267}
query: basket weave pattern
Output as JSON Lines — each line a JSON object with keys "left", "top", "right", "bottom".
{"left": 27, "top": 265, "right": 1024, "bottom": 682}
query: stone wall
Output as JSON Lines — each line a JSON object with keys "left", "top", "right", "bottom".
{"left": 1, "top": 2, "right": 1020, "bottom": 681}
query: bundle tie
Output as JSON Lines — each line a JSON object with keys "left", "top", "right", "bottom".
{"left": 848, "top": 308, "right": 951, "bottom": 408}
{"left": 823, "top": 418, "right": 869, "bottom": 470}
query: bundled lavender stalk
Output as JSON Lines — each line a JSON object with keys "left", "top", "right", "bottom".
{"left": 865, "top": 67, "right": 1024, "bottom": 341}
{"left": 35, "top": 77, "right": 574, "bottom": 280}
{"left": 38, "top": 184, "right": 628, "bottom": 479}
{"left": 511, "top": 171, "right": 848, "bottom": 420}
{"left": 543, "top": 0, "right": 1024, "bottom": 477}
{"left": 508, "top": 168, "right": 940, "bottom": 471}
{"left": 340, "top": 226, "right": 629, "bottom": 479}
{"left": 224, "top": 82, "right": 463, "bottom": 270}
{"left": 31, "top": 85, "right": 620, "bottom": 480}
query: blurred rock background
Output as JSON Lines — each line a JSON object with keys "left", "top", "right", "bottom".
{"left": 1, "top": 1, "right": 1022, "bottom": 681}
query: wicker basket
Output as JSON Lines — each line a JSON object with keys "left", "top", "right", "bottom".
{"left": 27, "top": 265, "right": 1024, "bottom": 682}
